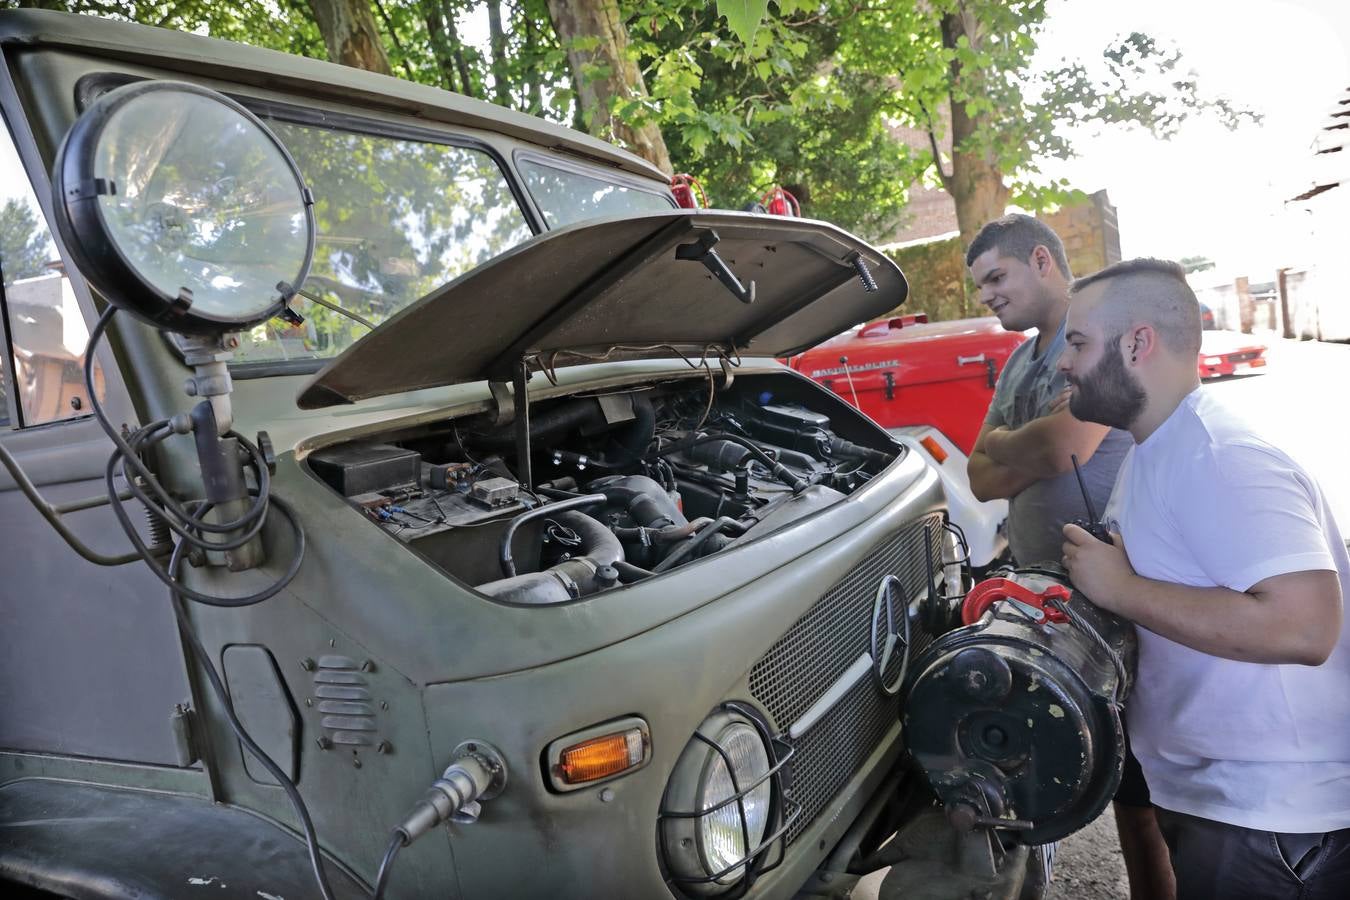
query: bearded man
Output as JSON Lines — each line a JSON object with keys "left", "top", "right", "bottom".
{"left": 1060, "top": 257, "right": 1350, "bottom": 899}
{"left": 965, "top": 217, "right": 1169, "bottom": 899}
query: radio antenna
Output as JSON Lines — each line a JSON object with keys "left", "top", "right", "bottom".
{"left": 1071, "top": 453, "right": 1099, "bottom": 524}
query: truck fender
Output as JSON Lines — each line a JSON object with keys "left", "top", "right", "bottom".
{"left": 0, "top": 778, "right": 368, "bottom": 899}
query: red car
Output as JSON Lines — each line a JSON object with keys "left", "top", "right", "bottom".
{"left": 786, "top": 314, "right": 1025, "bottom": 455}
{"left": 1198, "top": 330, "right": 1268, "bottom": 379}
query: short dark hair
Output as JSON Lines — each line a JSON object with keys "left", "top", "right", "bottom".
{"left": 1070, "top": 258, "right": 1202, "bottom": 356}
{"left": 965, "top": 214, "right": 1072, "bottom": 278}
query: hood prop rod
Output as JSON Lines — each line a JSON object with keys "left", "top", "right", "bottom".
{"left": 675, "top": 229, "right": 755, "bottom": 305}
{"left": 514, "top": 358, "right": 533, "bottom": 490}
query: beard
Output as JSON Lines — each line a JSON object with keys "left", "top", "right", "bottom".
{"left": 1068, "top": 342, "right": 1146, "bottom": 430}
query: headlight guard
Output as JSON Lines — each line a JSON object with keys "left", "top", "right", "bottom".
{"left": 658, "top": 701, "right": 800, "bottom": 897}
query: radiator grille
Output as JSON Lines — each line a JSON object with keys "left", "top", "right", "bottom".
{"left": 749, "top": 513, "right": 944, "bottom": 844}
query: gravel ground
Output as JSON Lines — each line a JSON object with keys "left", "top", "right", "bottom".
{"left": 1051, "top": 805, "right": 1129, "bottom": 899}
{"left": 853, "top": 805, "right": 1130, "bottom": 899}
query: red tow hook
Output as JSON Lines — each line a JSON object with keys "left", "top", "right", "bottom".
{"left": 960, "top": 577, "right": 1071, "bottom": 626}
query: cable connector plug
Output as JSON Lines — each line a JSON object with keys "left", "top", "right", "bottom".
{"left": 397, "top": 741, "right": 508, "bottom": 844}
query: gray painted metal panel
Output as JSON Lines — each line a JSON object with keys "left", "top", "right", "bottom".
{"left": 222, "top": 645, "right": 299, "bottom": 784}
{"left": 0, "top": 442, "right": 194, "bottom": 766}
{"left": 417, "top": 478, "right": 940, "bottom": 899}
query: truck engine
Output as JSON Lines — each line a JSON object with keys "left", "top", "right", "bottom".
{"left": 306, "top": 373, "right": 899, "bottom": 602}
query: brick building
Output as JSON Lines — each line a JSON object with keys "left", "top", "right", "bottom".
{"left": 881, "top": 116, "right": 1121, "bottom": 278}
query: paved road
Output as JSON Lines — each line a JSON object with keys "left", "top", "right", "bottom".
{"left": 862, "top": 335, "right": 1350, "bottom": 899}
{"left": 1203, "top": 335, "right": 1350, "bottom": 532}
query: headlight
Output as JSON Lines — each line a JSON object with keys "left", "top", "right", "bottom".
{"left": 660, "top": 706, "right": 783, "bottom": 896}
{"left": 698, "top": 722, "right": 772, "bottom": 879}
{"left": 1204, "top": 356, "right": 1223, "bottom": 366}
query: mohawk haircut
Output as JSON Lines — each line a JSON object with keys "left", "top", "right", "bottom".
{"left": 965, "top": 214, "right": 1072, "bottom": 279}
{"left": 1070, "top": 258, "right": 1203, "bottom": 357}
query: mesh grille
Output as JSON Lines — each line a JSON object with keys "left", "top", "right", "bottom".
{"left": 785, "top": 673, "right": 897, "bottom": 844}
{"left": 748, "top": 513, "right": 944, "bottom": 844}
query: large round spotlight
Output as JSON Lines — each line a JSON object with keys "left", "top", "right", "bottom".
{"left": 51, "top": 80, "right": 315, "bottom": 334}
{"left": 660, "top": 706, "right": 780, "bottom": 895}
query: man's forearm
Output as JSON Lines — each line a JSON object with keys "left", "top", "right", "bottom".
{"left": 968, "top": 450, "right": 1040, "bottom": 501}
{"left": 984, "top": 412, "right": 1097, "bottom": 478}
{"left": 1093, "top": 572, "right": 1339, "bottom": 666}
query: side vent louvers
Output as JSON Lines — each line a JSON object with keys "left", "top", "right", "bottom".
{"left": 312, "top": 656, "right": 379, "bottom": 747}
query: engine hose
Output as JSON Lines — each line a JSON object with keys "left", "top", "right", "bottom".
{"left": 613, "top": 394, "right": 656, "bottom": 464}
{"left": 614, "top": 560, "right": 655, "bottom": 583}
{"left": 829, "top": 435, "right": 893, "bottom": 468}
{"left": 587, "top": 474, "right": 687, "bottom": 528}
{"left": 481, "top": 511, "right": 624, "bottom": 603}
{"left": 477, "top": 398, "right": 607, "bottom": 447}
{"left": 613, "top": 518, "right": 709, "bottom": 544}
{"left": 498, "top": 494, "right": 607, "bottom": 578}
{"left": 657, "top": 435, "right": 807, "bottom": 493}
{"left": 653, "top": 516, "right": 746, "bottom": 574}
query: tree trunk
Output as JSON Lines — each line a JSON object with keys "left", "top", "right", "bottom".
{"left": 307, "top": 0, "right": 393, "bottom": 74}
{"left": 522, "top": 15, "right": 544, "bottom": 116}
{"left": 941, "top": 12, "right": 1010, "bottom": 251}
{"left": 423, "top": 2, "right": 460, "bottom": 93}
{"left": 444, "top": 4, "right": 478, "bottom": 99}
{"left": 486, "top": 0, "right": 510, "bottom": 107}
{"left": 544, "top": 0, "right": 673, "bottom": 174}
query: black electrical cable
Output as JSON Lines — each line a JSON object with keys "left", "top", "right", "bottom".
{"left": 83, "top": 308, "right": 305, "bottom": 607}
{"left": 84, "top": 307, "right": 272, "bottom": 536}
{"left": 79, "top": 307, "right": 444, "bottom": 899}
{"left": 78, "top": 308, "right": 344, "bottom": 899}
{"left": 372, "top": 830, "right": 408, "bottom": 900}
{"left": 165, "top": 523, "right": 338, "bottom": 900}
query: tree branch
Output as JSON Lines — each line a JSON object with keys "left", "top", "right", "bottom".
{"left": 372, "top": 0, "right": 417, "bottom": 80}
{"left": 917, "top": 97, "right": 953, "bottom": 191}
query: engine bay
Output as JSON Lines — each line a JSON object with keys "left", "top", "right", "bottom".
{"left": 306, "top": 374, "right": 900, "bottom": 603}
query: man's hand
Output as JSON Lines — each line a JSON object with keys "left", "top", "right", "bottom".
{"left": 1061, "top": 523, "right": 1135, "bottom": 611}
{"left": 1062, "top": 524, "right": 1341, "bottom": 665}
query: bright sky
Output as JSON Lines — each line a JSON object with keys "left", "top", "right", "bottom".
{"left": 1032, "top": 0, "right": 1350, "bottom": 276}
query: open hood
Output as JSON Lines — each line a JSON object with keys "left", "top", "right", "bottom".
{"left": 297, "top": 210, "right": 907, "bottom": 409}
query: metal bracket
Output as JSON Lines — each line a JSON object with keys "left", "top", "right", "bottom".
{"left": 674, "top": 229, "right": 755, "bottom": 305}
{"left": 512, "top": 360, "right": 533, "bottom": 490}
{"left": 957, "top": 353, "right": 997, "bottom": 389}
{"left": 170, "top": 703, "right": 198, "bottom": 767}
{"left": 488, "top": 379, "right": 515, "bottom": 427}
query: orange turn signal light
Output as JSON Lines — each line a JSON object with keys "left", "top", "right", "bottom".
{"left": 546, "top": 716, "right": 652, "bottom": 791}
{"left": 920, "top": 435, "right": 948, "bottom": 464}
{"left": 558, "top": 731, "right": 645, "bottom": 784}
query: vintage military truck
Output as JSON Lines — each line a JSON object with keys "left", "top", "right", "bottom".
{"left": 0, "top": 11, "right": 1133, "bottom": 900}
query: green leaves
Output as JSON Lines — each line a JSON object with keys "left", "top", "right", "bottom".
{"left": 718, "top": 0, "right": 770, "bottom": 47}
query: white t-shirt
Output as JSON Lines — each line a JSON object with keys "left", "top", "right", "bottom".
{"left": 1104, "top": 387, "right": 1350, "bottom": 833}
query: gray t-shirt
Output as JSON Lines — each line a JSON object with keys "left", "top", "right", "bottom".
{"left": 985, "top": 321, "right": 1131, "bottom": 566}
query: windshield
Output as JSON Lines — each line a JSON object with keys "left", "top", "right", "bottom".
{"left": 230, "top": 119, "right": 533, "bottom": 365}
{"left": 518, "top": 157, "right": 674, "bottom": 228}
